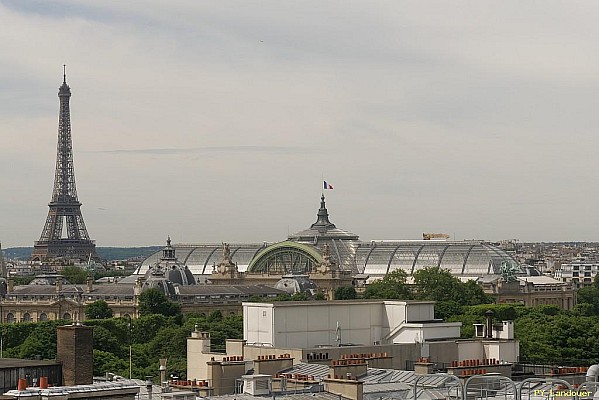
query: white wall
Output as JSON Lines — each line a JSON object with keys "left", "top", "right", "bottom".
{"left": 483, "top": 341, "right": 519, "bottom": 363}
{"left": 392, "top": 323, "right": 461, "bottom": 344}
{"left": 405, "top": 303, "right": 435, "bottom": 322}
{"left": 187, "top": 338, "right": 207, "bottom": 380}
{"left": 272, "top": 302, "right": 385, "bottom": 348}
{"left": 455, "top": 340, "right": 520, "bottom": 364}
{"left": 187, "top": 337, "right": 226, "bottom": 381}
{"left": 420, "top": 323, "right": 461, "bottom": 340}
{"left": 457, "top": 341, "right": 484, "bottom": 361}
{"left": 383, "top": 302, "right": 406, "bottom": 330}
{"left": 244, "top": 303, "right": 274, "bottom": 346}
{"left": 243, "top": 301, "right": 461, "bottom": 350}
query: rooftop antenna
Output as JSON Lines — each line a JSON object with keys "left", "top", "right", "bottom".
{"left": 63, "top": 64, "right": 66, "bottom": 83}
{"left": 85, "top": 252, "right": 95, "bottom": 272}
{"left": 0, "top": 241, "right": 6, "bottom": 279}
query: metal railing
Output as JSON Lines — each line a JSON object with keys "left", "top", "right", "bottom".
{"left": 413, "top": 373, "right": 463, "bottom": 400}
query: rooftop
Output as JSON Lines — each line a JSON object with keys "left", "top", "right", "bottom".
{"left": 0, "top": 358, "right": 59, "bottom": 369}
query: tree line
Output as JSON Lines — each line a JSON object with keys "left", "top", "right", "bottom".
{"left": 0, "top": 289, "right": 242, "bottom": 380}
{"left": 334, "top": 267, "right": 599, "bottom": 365}
{"left": 4, "top": 268, "right": 599, "bottom": 379}
{"left": 335, "top": 266, "right": 493, "bottom": 320}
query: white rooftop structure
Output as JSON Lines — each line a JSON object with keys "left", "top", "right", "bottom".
{"left": 243, "top": 300, "right": 461, "bottom": 349}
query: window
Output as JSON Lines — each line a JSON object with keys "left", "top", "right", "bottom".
{"left": 22, "top": 313, "right": 31, "bottom": 322}
{"left": 62, "top": 312, "right": 72, "bottom": 320}
{"left": 6, "top": 313, "right": 15, "bottom": 323}
{"left": 39, "top": 313, "right": 48, "bottom": 321}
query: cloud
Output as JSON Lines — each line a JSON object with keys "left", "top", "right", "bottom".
{"left": 85, "top": 145, "right": 321, "bottom": 156}
{"left": 2, "top": 1, "right": 599, "bottom": 246}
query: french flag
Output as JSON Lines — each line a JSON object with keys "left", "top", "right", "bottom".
{"left": 323, "top": 181, "right": 334, "bottom": 190}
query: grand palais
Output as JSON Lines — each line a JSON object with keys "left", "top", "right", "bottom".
{"left": 0, "top": 195, "right": 575, "bottom": 323}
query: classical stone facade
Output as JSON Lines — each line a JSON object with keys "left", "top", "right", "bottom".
{"left": 1, "top": 277, "right": 135, "bottom": 322}
{"left": 0, "top": 277, "right": 285, "bottom": 323}
{"left": 0, "top": 240, "right": 285, "bottom": 323}
{"left": 482, "top": 276, "right": 576, "bottom": 310}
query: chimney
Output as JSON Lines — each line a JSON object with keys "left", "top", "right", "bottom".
{"left": 485, "top": 310, "right": 494, "bottom": 339}
{"left": 8, "top": 278, "right": 14, "bottom": 292}
{"left": 159, "top": 358, "right": 167, "bottom": 385}
{"left": 56, "top": 276, "right": 63, "bottom": 293}
{"left": 146, "top": 376, "right": 153, "bottom": 400}
{"left": 57, "top": 324, "right": 93, "bottom": 385}
{"left": 86, "top": 276, "right": 93, "bottom": 293}
{"left": 414, "top": 358, "right": 434, "bottom": 375}
{"left": 324, "top": 377, "right": 363, "bottom": 400}
{"left": 39, "top": 377, "right": 48, "bottom": 389}
{"left": 328, "top": 358, "right": 367, "bottom": 382}
{"left": 189, "top": 329, "right": 212, "bottom": 353}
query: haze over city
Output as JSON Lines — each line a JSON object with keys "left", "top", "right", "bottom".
{"left": 2, "top": 1, "right": 599, "bottom": 247}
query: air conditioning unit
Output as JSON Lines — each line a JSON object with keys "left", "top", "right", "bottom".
{"left": 243, "top": 374, "right": 272, "bottom": 396}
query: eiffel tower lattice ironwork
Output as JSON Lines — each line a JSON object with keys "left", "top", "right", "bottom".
{"left": 32, "top": 69, "right": 97, "bottom": 261}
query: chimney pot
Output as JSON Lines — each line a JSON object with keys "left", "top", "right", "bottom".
{"left": 39, "top": 377, "right": 48, "bottom": 389}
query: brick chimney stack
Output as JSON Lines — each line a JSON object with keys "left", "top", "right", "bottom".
{"left": 57, "top": 324, "right": 93, "bottom": 385}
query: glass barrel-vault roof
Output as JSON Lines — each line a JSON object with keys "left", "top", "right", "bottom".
{"left": 361, "top": 241, "right": 521, "bottom": 278}
{"left": 412, "top": 243, "right": 449, "bottom": 274}
{"left": 136, "top": 243, "right": 266, "bottom": 276}
{"left": 136, "top": 240, "right": 520, "bottom": 279}
{"left": 133, "top": 196, "right": 521, "bottom": 280}
{"left": 388, "top": 243, "right": 425, "bottom": 275}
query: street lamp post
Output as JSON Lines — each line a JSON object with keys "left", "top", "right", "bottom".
{"left": 126, "top": 315, "right": 132, "bottom": 379}
{"left": 129, "top": 343, "right": 132, "bottom": 379}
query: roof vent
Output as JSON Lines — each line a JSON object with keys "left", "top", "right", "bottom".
{"left": 242, "top": 374, "right": 272, "bottom": 395}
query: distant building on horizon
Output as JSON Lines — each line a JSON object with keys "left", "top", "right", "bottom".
{"left": 135, "top": 194, "right": 575, "bottom": 309}
{"left": 0, "top": 238, "right": 284, "bottom": 323}
{"left": 137, "top": 194, "right": 521, "bottom": 279}
{"left": 556, "top": 262, "right": 599, "bottom": 288}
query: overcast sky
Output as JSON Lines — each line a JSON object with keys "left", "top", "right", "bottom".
{"left": 2, "top": 1, "right": 599, "bottom": 247}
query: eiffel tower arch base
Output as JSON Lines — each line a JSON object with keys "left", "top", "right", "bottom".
{"left": 32, "top": 239, "right": 96, "bottom": 262}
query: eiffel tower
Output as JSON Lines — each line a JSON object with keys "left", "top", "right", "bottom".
{"left": 32, "top": 68, "right": 97, "bottom": 261}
